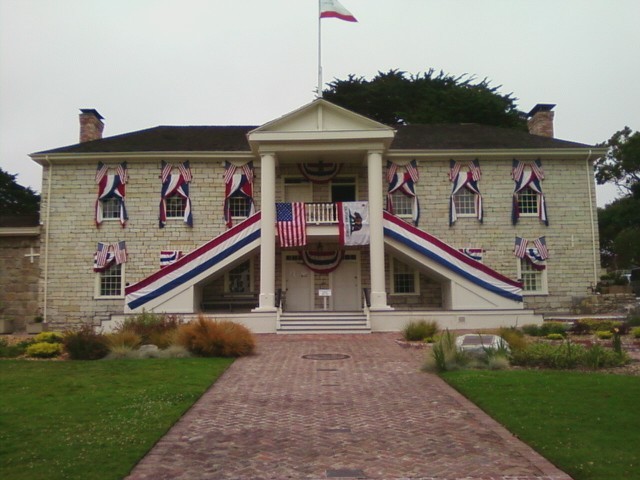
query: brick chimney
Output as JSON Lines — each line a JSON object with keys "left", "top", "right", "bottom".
{"left": 527, "top": 104, "right": 556, "bottom": 138}
{"left": 79, "top": 109, "right": 104, "bottom": 143}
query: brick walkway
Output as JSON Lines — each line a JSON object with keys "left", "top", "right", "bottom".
{"left": 126, "top": 333, "right": 572, "bottom": 480}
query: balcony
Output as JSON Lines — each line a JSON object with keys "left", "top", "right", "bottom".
{"left": 305, "top": 203, "right": 338, "bottom": 225}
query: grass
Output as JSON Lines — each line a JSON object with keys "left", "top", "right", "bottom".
{"left": 441, "top": 370, "right": 640, "bottom": 480}
{"left": 0, "top": 358, "right": 233, "bottom": 480}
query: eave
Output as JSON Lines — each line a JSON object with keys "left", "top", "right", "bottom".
{"left": 30, "top": 150, "right": 255, "bottom": 166}
{"left": 388, "top": 146, "right": 608, "bottom": 160}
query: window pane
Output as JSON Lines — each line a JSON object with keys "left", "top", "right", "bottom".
{"left": 391, "top": 192, "right": 413, "bottom": 216}
{"left": 393, "top": 258, "right": 415, "bottom": 293}
{"left": 101, "top": 198, "right": 120, "bottom": 219}
{"left": 228, "top": 261, "right": 251, "bottom": 293}
{"left": 521, "top": 259, "right": 541, "bottom": 292}
{"left": 453, "top": 188, "right": 476, "bottom": 215}
{"left": 229, "top": 196, "right": 249, "bottom": 217}
{"left": 518, "top": 187, "right": 538, "bottom": 215}
{"left": 166, "top": 196, "right": 185, "bottom": 218}
{"left": 100, "top": 264, "right": 122, "bottom": 296}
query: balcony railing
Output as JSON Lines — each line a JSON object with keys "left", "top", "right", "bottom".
{"left": 305, "top": 202, "right": 338, "bottom": 224}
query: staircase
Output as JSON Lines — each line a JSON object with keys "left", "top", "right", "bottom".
{"left": 278, "top": 312, "right": 370, "bottom": 334}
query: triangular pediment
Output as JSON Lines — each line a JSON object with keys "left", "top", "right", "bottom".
{"left": 247, "top": 99, "right": 395, "bottom": 153}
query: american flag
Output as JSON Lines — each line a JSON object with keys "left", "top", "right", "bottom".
{"left": 469, "top": 159, "right": 482, "bottom": 182}
{"left": 514, "top": 236, "right": 528, "bottom": 259}
{"left": 95, "top": 162, "right": 109, "bottom": 184}
{"left": 533, "top": 236, "right": 549, "bottom": 260}
{"left": 276, "top": 203, "right": 306, "bottom": 247}
{"left": 114, "top": 241, "right": 127, "bottom": 265}
{"left": 178, "top": 161, "right": 192, "bottom": 183}
{"left": 95, "top": 242, "right": 110, "bottom": 268}
{"left": 116, "top": 162, "right": 128, "bottom": 184}
{"left": 160, "top": 161, "right": 173, "bottom": 183}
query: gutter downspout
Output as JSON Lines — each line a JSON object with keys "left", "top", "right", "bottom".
{"left": 585, "top": 150, "right": 599, "bottom": 287}
{"left": 43, "top": 156, "right": 52, "bottom": 324}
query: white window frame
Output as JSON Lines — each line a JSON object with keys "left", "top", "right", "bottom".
{"left": 228, "top": 195, "right": 250, "bottom": 220}
{"left": 165, "top": 195, "right": 185, "bottom": 219}
{"left": 224, "top": 259, "right": 254, "bottom": 294}
{"left": 453, "top": 187, "right": 477, "bottom": 217}
{"left": 390, "top": 257, "right": 420, "bottom": 295}
{"left": 389, "top": 191, "right": 414, "bottom": 219}
{"left": 100, "top": 197, "right": 121, "bottom": 220}
{"left": 517, "top": 187, "right": 539, "bottom": 217}
{"left": 517, "top": 258, "right": 548, "bottom": 295}
{"left": 95, "top": 263, "right": 125, "bottom": 299}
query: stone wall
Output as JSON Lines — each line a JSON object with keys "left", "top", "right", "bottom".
{"left": 39, "top": 153, "right": 600, "bottom": 325}
{"left": 0, "top": 234, "right": 40, "bottom": 330}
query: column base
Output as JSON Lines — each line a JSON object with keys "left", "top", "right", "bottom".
{"left": 254, "top": 293, "right": 277, "bottom": 312}
{"left": 369, "top": 291, "right": 392, "bottom": 311}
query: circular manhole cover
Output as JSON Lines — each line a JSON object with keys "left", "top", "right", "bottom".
{"left": 302, "top": 353, "right": 350, "bottom": 360}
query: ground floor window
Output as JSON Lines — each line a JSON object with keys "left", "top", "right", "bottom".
{"left": 96, "top": 263, "right": 124, "bottom": 297}
{"left": 391, "top": 257, "right": 419, "bottom": 295}
{"left": 225, "top": 260, "right": 253, "bottom": 293}
{"left": 518, "top": 258, "right": 548, "bottom": 294}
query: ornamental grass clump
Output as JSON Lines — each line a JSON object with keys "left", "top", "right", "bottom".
{"left": 402, "top": 319, "right": 439, "bottom": 341}
{"left": 423, "top": 329, "right": 469, "bottom": 372}
{"left": 177, "top": 317, "right": 255, "bottom": 357}
{"left": 118, "top": 311, "right": 181, "bottom": 344}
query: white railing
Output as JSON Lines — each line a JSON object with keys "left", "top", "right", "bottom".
{"left": 305, "top": 203, "right": 338, "bottom": 224}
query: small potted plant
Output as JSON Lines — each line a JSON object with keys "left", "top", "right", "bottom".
{"left": 26, "top": 315, "right": 44, "bottom": 334}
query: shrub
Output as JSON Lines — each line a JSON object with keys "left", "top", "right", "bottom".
{"left": 0, "top": 338, "right": 33, "bottom": 358}
{"left": 402, "top": 320, "right": 439, "bottom": 341}
{"left": 106, "top": 330, "right": 142, "bottom": 350}
{"left": 25, "top": 342, "right": 63, "bottom": 358}
{"left": 487, "top": 354, "right": 510, "bottom": 370}
{"left": 632, "top": 327, "right": 640, "bottom": 339}
{"left": 546, "top": 333, "right": 565, "bottom": 340}
{"left": 498, "top": 327, "right": 528, "bottom": 351}
{"left": 627, "top": 309, "right": 640, "bottom": 327}
{"left": 596, "top": 330, "right": 613, "bottom": 340}
{"left": 118, "top": 311, "right": 180, "bottom": 344}
{"left": 104, "top": 345, "right": 137, "bottom": 360}
{"left": 148, "top": 329, "right": 178, "bottom": 349}
{"left": 510, "top": 340, "right": 628, "bottom": 369}
{"left": 521, "top": 324, "right": 541, "bottom": 336}
{"left": 34, "top": 331, "right": 64, "bottom": 344}
{"left": 539, "top": 322, "right": 568, "bottom": 336}
{"left": 177, "top": 317, "right": 255, "bottom": 357}
{"left": 574, "top": 319, "right": 623, "bottom": 334}
{"left": 63, "top": 325, "right": 109, "bottom": 360}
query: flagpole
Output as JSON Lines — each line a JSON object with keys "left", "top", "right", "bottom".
{"left": 317, "top": 0, "right": 323, "bottom": 97}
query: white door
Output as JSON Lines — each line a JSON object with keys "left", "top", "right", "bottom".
{"left": 331, "top": 253, "right": 361, "bottom": 310}
{"left": 285, "top": 183, "right": 313, "bottom": 203}
{"left": 284, "top": 258, "right": 313, "bottom": 311}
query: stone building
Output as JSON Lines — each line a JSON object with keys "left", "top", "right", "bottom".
{"left": 29, "top": 101, "right": 605, "bottom": 333}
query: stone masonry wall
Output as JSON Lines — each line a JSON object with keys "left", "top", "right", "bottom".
{"left": 0, "top": 235, "right": 40, "bottom": 330}
{"left": 39, "top": 154, "right": 600, "bottom": 325}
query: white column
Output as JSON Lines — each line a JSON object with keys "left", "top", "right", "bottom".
{"left": 256, "top": 152, "right": 277, "bottom": 311}
{"left": 367, "top": 150, "right": 391, "bottom": 310}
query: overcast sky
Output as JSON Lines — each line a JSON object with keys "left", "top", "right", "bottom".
{"left": 1, "top": 0, "right": 639, "bottom": 206}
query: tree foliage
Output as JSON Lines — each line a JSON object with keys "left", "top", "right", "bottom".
{"left": 0, "top": 167, "right": 40, "bottom": 215}
{"left": 323, "top": 69, "right": 527, "bottom": 129}
{"left": 595, "top": 126, "right": 640, "bottom": 197}
{"left": 595, "top": 127, "right": 640, "bottom": 268}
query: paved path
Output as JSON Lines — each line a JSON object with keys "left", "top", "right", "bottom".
{"left": 127, "top": 333, "right": 571, "bottom": 480}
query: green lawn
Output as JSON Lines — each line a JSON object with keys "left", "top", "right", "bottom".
{"left": 0, "top": 358, "right": 233, "bottom": 480}
{"left": 442, "top": 370, "right": 640, "bottom": 480}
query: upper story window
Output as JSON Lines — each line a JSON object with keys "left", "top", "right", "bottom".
{"left": 517, "top": 187, "right": 539, "bottom": 216}
{"left": 165, "top": 195, "right": 186, "bottom": 218}
{"left": 100, "top": 198, "right": 121, "bottom": 220}
{"left": 390, "top": 191, "right": 414, "bottom": 218}
{"left": 228, "top": 196, "right": 251, "bottom": 219}
{"left": 453, "top": 188, "right": 477, "bottom": 216}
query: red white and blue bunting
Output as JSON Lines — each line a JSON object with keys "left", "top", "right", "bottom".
{"left": 386, "top": 160, "right": 420, "bottom": 226}
{"left": 160, "top": 250, "right": 183, "bottom": 268}
{"left": 512, "top": 159, "right": 548, "bottom": 226}
{"left": 224, "top": 161, "right": 255, "bottom": 228}
{"left": 449, "top": 159, "right": 482, "bottom": 226}
{"left": 458, "top": 248, "right": 484, "bottom": 263}
{"left": 159, "top": 161, "right": 192, "bottom": 228}
{"left": 298, "top": 162, "right": 342, "bottom": 183}
{"left": 514, "top": 236, "right": 549, "bottom": 270}
{"left": 95, "top": 162, "right": 128, "bottom": 227}
{"left": 299, "top": 249, "right": 345, "bottom": 274}
{"left": 93, "top": 241, "right": 127, "bottom": 272}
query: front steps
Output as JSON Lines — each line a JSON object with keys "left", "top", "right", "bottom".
{"left": 278, "top": 312, "right": 370, "bottom": 334}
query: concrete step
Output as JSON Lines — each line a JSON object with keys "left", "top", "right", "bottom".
{"left": 278, "top": 312, "right": 370, "bottom": 334}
